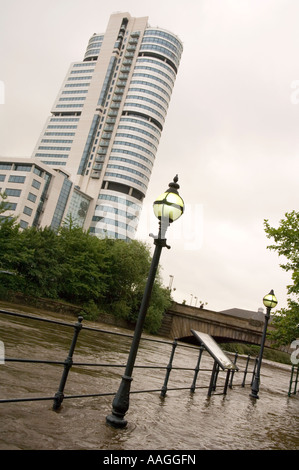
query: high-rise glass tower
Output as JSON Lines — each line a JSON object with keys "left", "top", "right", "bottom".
{"left": 32, "top": 12, "right": 183, "bottom": 239}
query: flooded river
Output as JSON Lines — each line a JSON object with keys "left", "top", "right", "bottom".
{"left": 0, "top": 306, "right": 298, "bottom": 451}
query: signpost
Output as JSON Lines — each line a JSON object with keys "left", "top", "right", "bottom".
{"left": 191, "top": 330, "right": 238, "bottom": 396}
{"left": 191, "top": 330, "right": 238, "bottom": 370}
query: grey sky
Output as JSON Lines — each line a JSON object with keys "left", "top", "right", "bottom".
{"left": 0, "top": 0, "right": 298, "bottom": 312}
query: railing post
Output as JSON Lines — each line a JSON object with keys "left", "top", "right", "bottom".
{"left": 223, "top": 369, "right": 231, "bottom": 395}
{"left": 290, "top": 365, "right": 299, "bottom": 396}
{"left": 190, "top": 346, "right": 204, "bottom": 393}
{"left": 160, "top": 339, "right": 177, "bottom": 398}
{"left": 208, "top": 361, "right": 218, "bottom": 397}
{"left": 229, "top": 352, "right": 238, "bottom": 389}
{"left": 251, "top": 357, "right": 258, "bottom": 386}
{"left": 288, "top": 365, "right": 295, "bottom": 396}
{"left": 295, "top": 366, "right": 299, "bottom": 394}
{"left": 53, "top": 316, "right": 83, "bottom": 411}
{"left": 213, "top": 363, "right": 220, "bottom": 392}
{"left": 242, "top": 355, "right": 251, "bottom": 387}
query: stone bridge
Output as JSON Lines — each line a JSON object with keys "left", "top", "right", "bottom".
{"left": 158, "top": 302, "right": 276, "bottom": 347}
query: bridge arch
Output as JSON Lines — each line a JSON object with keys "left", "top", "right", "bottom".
{"left": 158, "top": 302, "right": 274, "bottom": 348}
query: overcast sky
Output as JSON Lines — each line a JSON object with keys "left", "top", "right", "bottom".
{"left": 0, "top": 0, "right": 298, "bottom": 313}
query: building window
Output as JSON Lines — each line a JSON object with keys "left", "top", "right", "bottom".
{"left": 27, "top": 192, "right": 37, "bottom": 203}
{"left": 14, "top": 164, "right": 32, "bottom": 172}
{"left": 8, "top": 175, "right": 26, "bottom": 183}
{"left": 41, "top": 139, "right": 73, "bottom": 144}
{"left": 32, "top": 179, "right": 41, "bottom": 190}
{"left": 35, "top": 154, "right": 69, "bottom": 159}
{"left": 59, "top": 97, "right": 86, "bottom": 101}
{"left": 7, "top": 202, "right": 17, "bottom": 211}
{"left": 19, "top": 220, "right": 28, "bottom": 229}
{"left": 51, "top": 178, "right": 72, "bottom": 230}
{"left": 56, "top": 104, "right": 84, "bottom": 108}
{"left": 40, "top": 161, "right": 67, "bottom": 166}
{"left": 5, "top": 189, "right": 21, "bottom": 197}
{"left": 33, "top": 167, "right": 44, "bottom": 177}
{"left": 38, "top": 146, "right": 71, "bottom": 151}
{"left": 66, "top": 191, "right": 90, "bottom": 228}
{"left": 44, "top": 132, "right": 75, "bottom": 136}
{"left": 0, "top": 164, "right": 12, "bottom": 170}
{"left": 23, "top": 206, "right": 33, "bottom": 216}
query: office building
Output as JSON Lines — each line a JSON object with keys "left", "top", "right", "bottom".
{"left": 0, "top": 157, "right": 79, "bottom": 230}
{"left": 6, "top": 13, "right": 183, "bottom": 238}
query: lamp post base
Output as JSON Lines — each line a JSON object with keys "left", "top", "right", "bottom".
{"left": 106, "top": 413, "right": 128, "bottom": 428}
{"left": 106, "top": 374, "right": 132, "bottom": 428}
{"left": 250, "top": 376, "right": 260, "bottom": 399}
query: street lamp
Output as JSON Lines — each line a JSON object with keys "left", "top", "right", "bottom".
{"left": 106, "top": 175, "right": 184, "bottom": 428}
{"left": 250, "top": 289, "right": 278, "bottom": 399}
{"left": 168, "top": 275, "right": 174, "bottom": 291}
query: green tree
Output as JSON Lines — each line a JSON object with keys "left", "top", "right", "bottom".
{"left": 102, "top": 239, "right": 152, "bottom": 313}
{"left": 264, "top": 210, "right": 299, "bottom": 345}
{"left": 15, "top": 226, "right": 62, "bottom": 298}
{"left": 0, "top": 191, "right": 14, "bottom": 215}
{"left": 56, "top": 219, "right": 109, "bottom": 304}
{"left": 0, "top": 198, "right": 171, "bottom": 332}
{"left": 0, "top": 192, "right": 24, "bottom": 293}
{"left": 144, "top": 280, "right": 172, "bottom": 334}
{"left": 100, "top": 238, "right": 171, "bottom": 333}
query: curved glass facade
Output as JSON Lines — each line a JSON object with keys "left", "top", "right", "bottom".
{"left": 92, "top": 26, "right": 183, "bottom": 240}
{"left": 84, "top": 34, "right": 104, "bottom": 61}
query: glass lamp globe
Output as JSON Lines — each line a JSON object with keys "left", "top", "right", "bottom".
{"left": 263, "top": 290, "right": 278, "bottom": 309}
{"left": 153, "top": 175, "right": 184, "bottom": 223}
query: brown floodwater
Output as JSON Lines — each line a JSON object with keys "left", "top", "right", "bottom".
{"left": 0, "top": 306, "right": 298, "bottom": 450}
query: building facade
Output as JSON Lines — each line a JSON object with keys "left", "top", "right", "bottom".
{"left": 0, "top": 157, "right": 75, "bottom": 230}
{"left": 5, "top": 13, "right": 183, "bottom": 238}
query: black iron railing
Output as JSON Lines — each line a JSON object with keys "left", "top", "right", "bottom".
{"left": 288, "top": 364, "right": 299, "bottom": 396}
{"left": 0, "top": 309, "right": 285, "bottom": 409}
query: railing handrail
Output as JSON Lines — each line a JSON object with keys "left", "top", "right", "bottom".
{"left": 0, "top": 308, "right": 270, "bottom": 409}
{"left": 0, "top": 308, "right": 196, "bottom": 348}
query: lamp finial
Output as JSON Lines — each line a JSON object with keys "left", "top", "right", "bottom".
{"left": 168, "top": 175, "right": 180, "bottom": 193}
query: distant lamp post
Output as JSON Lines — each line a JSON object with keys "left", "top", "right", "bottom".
{"left": 106, "top": 175, "right": 184, "bottom": 428}
{"left": 250, "top": 289, "right": 278, "bottom": 399}
{"left": 168, "top": 275, "right": 174, "bottom": 291}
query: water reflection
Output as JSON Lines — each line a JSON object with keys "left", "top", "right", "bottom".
{"left": 0, "top": 309, "right": 298, "bottom": 450}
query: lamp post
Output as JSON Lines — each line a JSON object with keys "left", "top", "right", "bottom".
{"left": 250, "top": 289, "right": 278, "bottom": 399}
{"left": 106, "top": 175, "right": 184, "bottom": 428}
{"left": 168, "top": 275, "right": 174, "bottom": 291}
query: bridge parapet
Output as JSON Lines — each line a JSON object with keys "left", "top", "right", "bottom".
{"left": 159, "top": 302, "right": 275, "bottom": 347}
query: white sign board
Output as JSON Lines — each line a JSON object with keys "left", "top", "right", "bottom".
{"left": 191, "top": 330, "right": 238, "bottom": 370}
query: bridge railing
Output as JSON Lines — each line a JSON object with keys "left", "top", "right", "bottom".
{"left": 0, "top": 309, "right": 281, "bottom": 410}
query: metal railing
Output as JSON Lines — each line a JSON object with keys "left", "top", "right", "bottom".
{"left": 288, "top": 364, "right": 299, "bottom": 396}
{"left": 0, "top": 309, "right": 270, "bottom": 409}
